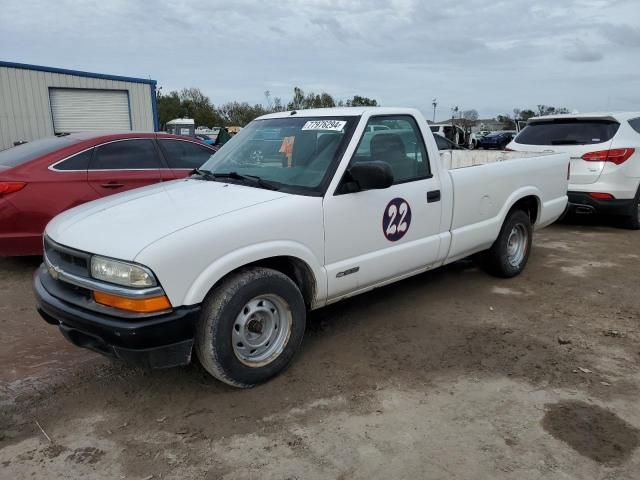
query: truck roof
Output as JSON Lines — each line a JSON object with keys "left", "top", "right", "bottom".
{"left": 257, "top": 107, "right": 421, "bottom": 120}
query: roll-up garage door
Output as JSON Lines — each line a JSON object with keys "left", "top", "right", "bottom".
{"left": 50, "top": 88, "right": 131, "bottom": 133}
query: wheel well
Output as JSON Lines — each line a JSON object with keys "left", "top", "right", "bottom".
{"left": 215, "top": 256, "right": 316, "bottom": 308}
{"left": 509, "top": 195, "right": 539, "bottom": 225}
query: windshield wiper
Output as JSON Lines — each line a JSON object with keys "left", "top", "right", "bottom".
{"left": 190, "top": 168, "right": 216, "bottom": 180}
{"left": 211, "top": 171, "right": 281, "bottom": 191}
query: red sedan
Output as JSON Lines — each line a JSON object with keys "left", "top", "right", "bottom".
{"left": 0, "top": 132, "right": 217, "bottom": 256}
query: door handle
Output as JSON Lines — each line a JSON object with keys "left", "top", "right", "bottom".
{"left": 427, "top": 190, "right": 441, "bottom": 203}
{"left": 100, "top": 182, "right": 124, "bottom": 189}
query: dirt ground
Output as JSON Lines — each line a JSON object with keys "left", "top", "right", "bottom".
{"left": 1, "top": 222, "right": 639, "bottom": 479}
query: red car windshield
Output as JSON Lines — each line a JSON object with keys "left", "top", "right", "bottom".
{"left": 0, "top": 136, "right": 80, "bottom": 168}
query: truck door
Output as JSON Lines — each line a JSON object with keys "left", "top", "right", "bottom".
{"left": 323, "top": 114, "right": 444, "bottom": 300}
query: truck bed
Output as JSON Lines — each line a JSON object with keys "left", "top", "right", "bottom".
{"left": 441, "top": 151, "right": 569, "bottom": 264}
{"left": 441, "top": 150, "right": 552, "bottom": 170}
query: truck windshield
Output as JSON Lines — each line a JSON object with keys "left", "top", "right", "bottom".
{"left": 199, "top": 116, "right": 357, "bottom": 195}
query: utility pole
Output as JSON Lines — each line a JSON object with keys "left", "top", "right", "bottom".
{"left": 432, "top": 98, "right": 437, "bottom": 122}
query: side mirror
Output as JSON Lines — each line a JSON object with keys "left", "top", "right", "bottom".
{"left": 347, "top": 161, "right": 394, "bottom": 191}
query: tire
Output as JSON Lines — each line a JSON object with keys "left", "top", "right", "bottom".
{"left": 478, "top": 210, "right": 533, "bottom": 278}
{"left": 195, "top": 267, "right": 306, "bottom": 388}
{"left": 621, "top": 187, "right": 640, "bottom": 230}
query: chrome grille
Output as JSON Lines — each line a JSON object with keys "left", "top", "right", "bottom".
{"left": 44, "top": 236, "right": 90, "bottom": 278}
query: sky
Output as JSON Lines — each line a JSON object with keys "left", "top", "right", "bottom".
{"left": 2, "top": 0, "right": 640, "bottom": 120}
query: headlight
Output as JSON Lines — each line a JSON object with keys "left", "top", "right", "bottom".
{"left": 90, "top": 256, "right": 157, "bottom": 288}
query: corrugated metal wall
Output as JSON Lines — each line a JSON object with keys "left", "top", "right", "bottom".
{"left": 0, "top": 65, "right": 155, "bottom": 151}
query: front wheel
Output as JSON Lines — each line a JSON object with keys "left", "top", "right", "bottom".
{"left": 478, "top": 210, "right": 533, "bottom": 278}
{"left": 196, "top": 267, "right": 306, "bottom": 387}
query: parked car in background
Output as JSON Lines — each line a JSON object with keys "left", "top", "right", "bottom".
{"left": 429, "top": 123, "right": 466, "bottom": 146}
{"left": 468, "top": 130, "right": 490, "bottom": 149}
{"left": 0, "top": 132, "right": 217, "bottom": 256}
{"left": 433, "top": 134, "right": 467, "bottom": 150}
{"left": 477, "top": 131, "right": 515, "bottom": 150}
{"left": 508, "top": 112, "right": 640, "bottom": 229}
{"left": 196, "top": 133, "right": 217, "bottom": 145}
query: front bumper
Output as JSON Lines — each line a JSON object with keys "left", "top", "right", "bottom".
{"left": 34, "top": 266, "right": 201, "bottom": 368}
{"left": 567, "top": 191, "right": 636, "bottom": 217}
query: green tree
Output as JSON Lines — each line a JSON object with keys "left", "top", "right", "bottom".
{"left": 287, "top": 87, "right": 306, "bottom": 110}
{"left": 217, "top": 102, "right": 269, "bottom": 126}
{"left": 495, "top": 114, "right": 516, "bottom": 130}
{"left": 536, "top": 105, "right": 570, "bottom": 117}
{"left": 157, "top": 90, "right": 184, "bottom": 130}
{"left": 179, "top": 88, "right": 224, "bottom": 128}
{"left": 346, "top": 95, "right": 378, "bottom": 107}
{"left": 519, "top": 109, "right": 536, "bottom": 120}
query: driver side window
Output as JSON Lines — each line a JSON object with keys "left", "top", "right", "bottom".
{"left": 351, "top": 115, "right": 431, "bottom": 184}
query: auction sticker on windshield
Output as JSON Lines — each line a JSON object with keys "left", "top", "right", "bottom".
{"left": 302, "top": 120, "right": 347, "bottom": 132}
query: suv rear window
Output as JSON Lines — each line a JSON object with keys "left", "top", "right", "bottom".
{"left": 0, "top": 136, "right": 77, "bottom": 168}
{"left": 515, "top": 119, "right": 620, "bottom": 146}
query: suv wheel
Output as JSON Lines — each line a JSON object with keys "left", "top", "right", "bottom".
{"left": 621, "top": 187, "right": 640, "bottom": 230}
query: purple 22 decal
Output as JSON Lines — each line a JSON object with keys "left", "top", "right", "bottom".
{"left": 383, "top": 198, "right": 412, "bottom": 241}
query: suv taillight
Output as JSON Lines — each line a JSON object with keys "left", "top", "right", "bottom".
{"left": 0, "top": 182, "right": 26, "bottom": 196}
{"left": 581, "top": 148, "right": 635, "bottom": 165}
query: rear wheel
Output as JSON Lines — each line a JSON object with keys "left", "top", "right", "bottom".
{"left": 478, "top": 210, "right": 532, "bottom": 278}
{"left": 196, "top": 267, "right": 306, "bottom": 387}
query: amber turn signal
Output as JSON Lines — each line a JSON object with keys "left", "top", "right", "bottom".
{"left": 93, "top": 291, "right": 171, "bottom": 313}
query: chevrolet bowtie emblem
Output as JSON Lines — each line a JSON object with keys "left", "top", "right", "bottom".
{"left": 47, "top": 263, "right": 61, "bottom": 280}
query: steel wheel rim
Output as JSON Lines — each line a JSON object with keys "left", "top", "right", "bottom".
{"left": 232, "top": 294, "right": 292, "bottom": 367}
{"left": 506, "top": 224, "right": 527, "bottom": 267}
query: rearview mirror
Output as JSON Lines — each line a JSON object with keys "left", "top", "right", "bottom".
{"left": 347, "top": 161, "right": 394, "bottom": 191}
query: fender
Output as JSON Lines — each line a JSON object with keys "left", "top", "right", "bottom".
{"left": 182, "top": 240, "right": 327, "bottom": 307}
{"left": 445, "top": 186, "right": 542, "bottom": 264}
{"left": 498, "top": 186, "right": 542, "bottom": 225}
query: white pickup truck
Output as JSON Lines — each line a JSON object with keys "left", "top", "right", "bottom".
{"left": 35, "top": 107, "right": 569, "bottom": 387}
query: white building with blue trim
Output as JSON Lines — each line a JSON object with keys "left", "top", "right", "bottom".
{"left": 0, "top": 61, "right": 158, "bottom": 150}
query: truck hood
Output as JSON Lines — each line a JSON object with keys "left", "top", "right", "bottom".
{"left": 46, "top": 179, "right": 288, "bottom": 260}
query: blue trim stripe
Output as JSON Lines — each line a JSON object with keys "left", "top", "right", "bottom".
{"left": 150, "top": 84, "right": 159, "bottom": 132}
{"left": 0, "top": 60, "right": 157, "bottom": 85}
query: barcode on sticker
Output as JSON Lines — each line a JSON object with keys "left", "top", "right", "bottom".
{"left": 302, "top": 120, "right": 347, "bottom": 132}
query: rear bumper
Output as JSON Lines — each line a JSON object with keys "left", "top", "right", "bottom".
{"left": 0, "top": 233, "right": 43, "bottom": 256}
{"left": 0, "top": 199, "right": 42, "bottom": 256}
{"left": 567, "top": 191, "right": 636, "bottom": 217}
{"left": 34, "top": 266, "right": 201, "bottom": 368}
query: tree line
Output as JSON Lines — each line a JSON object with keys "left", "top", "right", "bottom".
{"left": 495, "top": 105, "right": 570, "bottom": 129}
{"left": 157, "top": 87, "right": 378, "bottom": 129}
